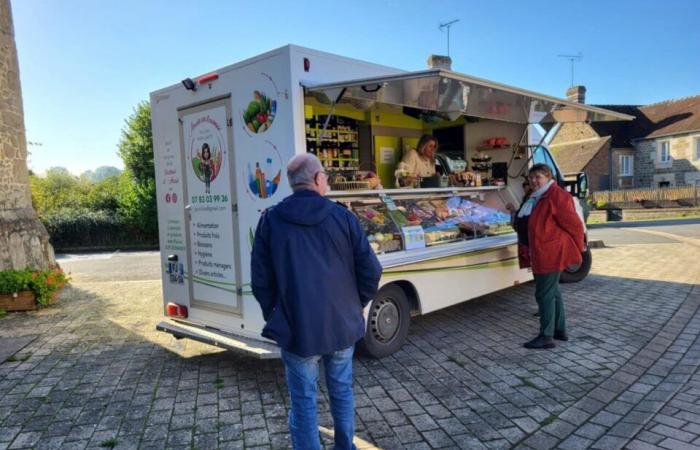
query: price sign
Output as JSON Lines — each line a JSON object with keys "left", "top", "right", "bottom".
{"left": 402, "top": 225, "right": 426, "bottom": 250}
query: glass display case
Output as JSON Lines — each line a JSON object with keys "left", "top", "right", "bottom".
{"left": 332, "top": 187, "right": 513, "bottom": 255}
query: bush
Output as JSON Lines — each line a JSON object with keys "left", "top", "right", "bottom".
{"left": 0, "top": 267, "right": 70, "bottom": 307}
{"left": 40, "top": 209, "right": 157, "bottom": 252}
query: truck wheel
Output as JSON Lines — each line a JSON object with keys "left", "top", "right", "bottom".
{"left": 358, "top": 285, "right": 410, "bottom": 359}
{"left": 560, "top": 247, "right": 592, "bottom": 283}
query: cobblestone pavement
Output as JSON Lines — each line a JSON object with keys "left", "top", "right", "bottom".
{"left": 1, "top": 230, "right": 699, "bottom": 449}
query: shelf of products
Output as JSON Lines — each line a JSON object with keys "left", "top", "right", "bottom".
{"left": 471, "top": 152, "right": 492, "bottom": 174}
{"left": 305, "top": 115, "right": 360, "bottom": 169}
{"left": 334, "top": 190, "right": 513, "bottom": 254}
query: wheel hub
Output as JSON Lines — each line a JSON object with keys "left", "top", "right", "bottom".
{"left": 371, "top": 298, "right": 400, "bottom": 343}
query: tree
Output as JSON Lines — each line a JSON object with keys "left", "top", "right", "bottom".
{"left": 117, "top": 101, "right": 157, "bottom": 238}
{"left": 30, "top": 168, "right": 90, "bottom": 214}
{"left": 118, "top": 102, "right": 153, "bottom": 184}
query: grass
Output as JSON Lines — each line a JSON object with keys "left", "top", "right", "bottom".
{"left": 213, "top": 378, "right": 224, "bottom": 389}
{"left": 99, "top": 438, "right": 118, "bottom": 448}
{"left": 447, "top": 355, "right": 468, "bottom": 368}
{"left": 541, "top": 414, "right": 558, "bottom": 426}
{"left": 517, "top": 377, "right": 538, "bottom": 389}
{"left": 0, "top": 309, "right": 6, "bottom": 318}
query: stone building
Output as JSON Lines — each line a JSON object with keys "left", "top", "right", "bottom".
{"left": 0, "top": 0, "right": 55, "bottom": 270}
{"left": 550, "top": 85, "right": 700, "bottom": 190}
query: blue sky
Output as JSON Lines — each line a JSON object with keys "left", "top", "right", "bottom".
{"left": 12, "top": 0, "right": 700, "bottom": 175}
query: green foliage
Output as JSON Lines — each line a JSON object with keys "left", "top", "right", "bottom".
{"left": 86, "top": 175, "right": 122, "bottom": 213}
{"left": 31, "top": 169, "right": 88, "bottom": 214}
{"left": 27, "top": 100, "right": 159, "bottom": 250}
{"left": 116, "top": 102, "right": 158, "bottom": 239}
{"left": 0, "top": 309, "right": 6, "bottom": 318}
{"left": 0, "top": 269, "right": 33, "bottom": 294}
{"left": 41, "top": 208, "right": 154, "bottom": 251}
{"left": 0, "top": 267, "right": 69, "bottom": 307}
{"left": 30, "top": 268, "right": 70, "bottom": 306}
{"left": 99, "top": 438, "right": 118, "bottom": 448}
{"left": 118, "top": 101, "right": 154, "bottom": 185}
{"left": 117, "top": 173, "right": 158, "bottom": 238}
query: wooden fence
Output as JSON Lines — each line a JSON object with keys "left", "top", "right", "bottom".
{"left": 591, "top": 186, "right": 700, "bottom": 208}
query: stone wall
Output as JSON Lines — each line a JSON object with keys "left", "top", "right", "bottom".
{"left": 550, "top": 122, "right": 599, "bottom": 144}
{"left": 635, "top": 136, "right": 700, "bottom": 187}
{"left": 0, "top": 0, "right": 55, "bottom": 270}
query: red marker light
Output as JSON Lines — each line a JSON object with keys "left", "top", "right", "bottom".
{"left": 303, "top": 57, "right": 310, "bottom": 72}
{"left": 197, "top": 73, "right": 219, "bottom": 84}
{"left": 166, "top": 302, "right": 188, "bottom": 319}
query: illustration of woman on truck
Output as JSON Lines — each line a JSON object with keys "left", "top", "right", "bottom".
{"left": 199, "top": 143, "right": 213, "bottom": 194}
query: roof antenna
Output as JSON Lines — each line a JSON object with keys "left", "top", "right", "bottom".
{"left": 439, "top": 19, "right": 460, "bottom": 56}
{"left": 557, "top": 52, "right": 583, "bottom": 86}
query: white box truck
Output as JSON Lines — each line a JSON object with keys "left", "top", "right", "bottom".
{"left": 151, "top": 45, "right": 631, "bottom": 358}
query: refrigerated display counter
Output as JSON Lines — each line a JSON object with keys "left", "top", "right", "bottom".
{"left": 329, "top": 186, "right": 515, "bottom": 266}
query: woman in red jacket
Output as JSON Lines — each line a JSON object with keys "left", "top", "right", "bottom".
{"left": 515, "top": 164, "right": 586, "bottom": 349}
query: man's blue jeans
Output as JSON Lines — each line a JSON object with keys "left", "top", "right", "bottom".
{"left": 281, "top": 346, "right": 356, "bottom": 450}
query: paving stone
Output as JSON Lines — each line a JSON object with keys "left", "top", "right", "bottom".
{"left": 558, "top": 434, "right": 595, "bottom": 450}
{"left": 7, "top": 432, "right": 42, "bottom": 449}
{"left": 651, "top": 424, "right": 698, "bottom": 443}
{"left": 393, "top": 425, "right": 422, "bottom": 444}
{"left": 591, "top": 434, "right": 628, "bottom": 450}
{"left": 657, "top": 437, "right": 700, "bottom": 449}
{"left": 627, "top": 439, "right": 667, "bottom": 450}
{"left": 422, "top": 428, "right": 455, "bottom": 448}
{"left": 574, "top": 423, "right": 607, "bottom": 440}
{"left": 590, "top": 410, "right": 623, "bottom": 427}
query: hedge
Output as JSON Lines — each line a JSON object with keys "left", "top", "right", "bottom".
{"left": 41, "top": 209, "right": 158, "bottom": 252}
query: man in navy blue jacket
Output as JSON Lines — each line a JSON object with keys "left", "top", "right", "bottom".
{"left": 251, "top": 153, "right": 382, "bottom": 450}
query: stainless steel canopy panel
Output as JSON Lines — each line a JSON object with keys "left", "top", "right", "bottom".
{"left": 304, "top": 70, "right": 634, "bottom": 124}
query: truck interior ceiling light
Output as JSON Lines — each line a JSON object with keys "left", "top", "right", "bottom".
{"left": 197, "top": 73, "right": 219, "bottom": 84}
{"left": 181, "top": 78, "right": 196, "bottom": 91}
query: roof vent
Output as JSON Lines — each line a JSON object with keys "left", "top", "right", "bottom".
{"left": 427, "top": 55, "right": 452, "bottom": 71}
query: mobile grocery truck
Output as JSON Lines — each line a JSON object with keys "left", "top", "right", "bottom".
{"left": 152, "top": 45, "right": 632, "bottom": 358}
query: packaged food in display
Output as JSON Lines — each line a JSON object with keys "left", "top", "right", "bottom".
{"left": 350, "top": 202, "right": 403, "bottom": 254}
{"left": 424, "top": 228, "right": 461, "bottom": 245}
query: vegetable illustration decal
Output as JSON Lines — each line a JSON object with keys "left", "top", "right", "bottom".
{"left": 243, "top": 90, "right": 276, "bottom": 133}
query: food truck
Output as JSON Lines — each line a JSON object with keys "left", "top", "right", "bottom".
{"left": 152, "top": 45, "right": 632, "bottom": 358}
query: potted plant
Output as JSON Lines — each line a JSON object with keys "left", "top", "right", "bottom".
{"left": 0, "top": 267, "right": 70, "bottom": 311}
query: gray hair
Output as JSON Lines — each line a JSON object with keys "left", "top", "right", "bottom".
{"left": 287, "top": 153, "right": 323, "bottom": 191}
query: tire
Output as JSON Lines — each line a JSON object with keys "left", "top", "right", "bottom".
{"left": 560, "top": 247, "right": 592, "bottom": 283}
{"left": 357, "top": 284, "right": 410, "bottom": 359}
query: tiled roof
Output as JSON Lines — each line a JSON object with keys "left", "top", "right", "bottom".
{"left": 591, "top": 94, "right": 700, "bottom": 144}
{"left": 549, "top": 136, "right": 611, "bottom": 173}
{"left": 590, "top": 105, "right": 643, "bottom": 147}
{"left": 637, "top": 95, "right": 700, "bottom": 139}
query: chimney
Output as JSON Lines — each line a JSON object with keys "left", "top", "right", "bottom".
{"left": 427, "top": 54, "right": 452, "bottom": 71}
{"left": 566, "top": 85, "right": 586, "bottom": 104}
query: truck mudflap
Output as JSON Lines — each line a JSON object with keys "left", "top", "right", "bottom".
{"left": 156, "top": 320, "right": 280, "bottom": 359}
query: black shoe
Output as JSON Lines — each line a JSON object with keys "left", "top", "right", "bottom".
{"left": 523, "top": 335, "right": 555, "bottom": 349}
{"left": 554, "top": 331, "right": 569, "bottom": 341}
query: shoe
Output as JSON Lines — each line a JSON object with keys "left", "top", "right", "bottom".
{"left": 523, "top": 335, "right": 555, "bottom": 349}
{"left": 554, "top": 331, "right": 569, "bottom": 341}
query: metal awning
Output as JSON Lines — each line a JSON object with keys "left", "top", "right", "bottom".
{"left": 303, "top": 69, "right": 634, "bottom": 124}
